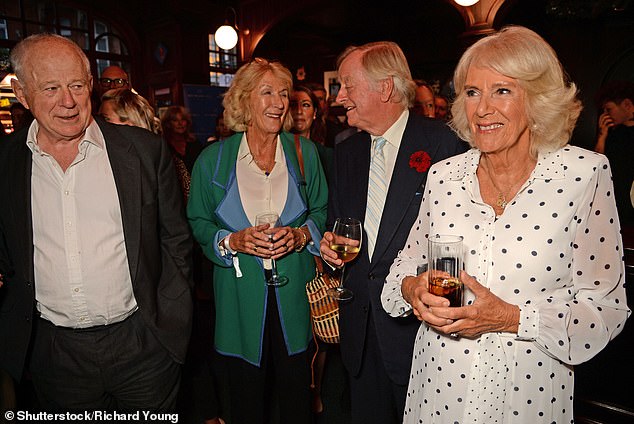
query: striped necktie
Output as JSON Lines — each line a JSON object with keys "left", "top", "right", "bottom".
{"left": 365, "top": 136, "right": 387, "bottom": 259}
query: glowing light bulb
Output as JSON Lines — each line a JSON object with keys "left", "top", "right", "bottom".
{"left": 455, "top": 0, "right": 479, "bottom": 6}
{"left": 214, "top": 25, "right": 238, "bottom": 50}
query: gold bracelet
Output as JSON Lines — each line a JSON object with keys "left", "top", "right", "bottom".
{"left": 295, "top": 227, "right": 308, "bottom": 252}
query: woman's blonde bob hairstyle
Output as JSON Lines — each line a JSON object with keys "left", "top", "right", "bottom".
{"left": 450, "top": 26, "right": 582, "bottom": 156}
{"left": 100, "top": 88, "right": 162, "bottom": 134}
{"left": 223, "top": 58, "right": 293, "bottom": 133}
{"left": 337, "top": 41, "right": 416, "bottom": 108}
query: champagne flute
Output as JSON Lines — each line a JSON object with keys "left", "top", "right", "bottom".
{"left": 327, "top": 218, "right": 362, "bottom": 301}
{"left": 255, "top": 212, "right": 289, "bottom": 287}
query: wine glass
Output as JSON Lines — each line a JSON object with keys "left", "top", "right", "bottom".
{"left": 327, "top": 218, "right": 362, "bottom": 301}
{"left": 255, "top": 212, "right": 289, "bottom": 287}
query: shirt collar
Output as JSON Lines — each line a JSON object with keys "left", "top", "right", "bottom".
{"left": 237, "top": 132, "right": 284, "bottom": 165}
{"left": 25, "top": 118, "right": 103, "bottom": 154}
{"left": 448, "top": 147, "right": 566, "bottom": 182}
{"left": 371, "top": 109, "right": 409, "bottom": 150}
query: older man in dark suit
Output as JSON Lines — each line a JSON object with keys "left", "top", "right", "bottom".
{"left": 320, "top": 41, "right": 467, "bottom": 424}
{"left": 0, "top": 33, "right": 192, "bottom": 411}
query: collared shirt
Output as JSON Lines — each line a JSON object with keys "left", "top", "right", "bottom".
{"left": 236, "top": 133, "right": 289, "bottom": 224}
{"left": 28, "top": 119, "right": 137, "bottom": 328}
{"left": 364, "top": 108, "right": 409, "bottom": 253}
{"left": 369, "top": 109, "right": 409, "bottom": 187}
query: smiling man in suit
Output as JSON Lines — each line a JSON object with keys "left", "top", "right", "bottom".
{"left": 320, "top": 41, "right": 467, "bottom": 424}
{"left": 0, "top": 33, "right": 193, "bottom": 412}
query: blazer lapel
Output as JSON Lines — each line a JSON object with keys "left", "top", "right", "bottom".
{"left": 98, "top": 121, "right": 142, "bottom": 281}
{"left": 371, "top": 116, "right": 437, "bottom": 264}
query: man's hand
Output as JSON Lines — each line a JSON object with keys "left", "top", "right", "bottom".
{"left": 319, "top": 231, "right": 343, "bottom": 268}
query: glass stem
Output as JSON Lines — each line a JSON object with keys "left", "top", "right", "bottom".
{"left": 339, "top": 265, "right": 346, "bottom": 288}
{"left": 270, "top": 258, "right": 279, "bottom": 281}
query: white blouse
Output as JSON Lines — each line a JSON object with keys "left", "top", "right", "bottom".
{"left": 381, "top": 146, "right": 629, "bottom": 424}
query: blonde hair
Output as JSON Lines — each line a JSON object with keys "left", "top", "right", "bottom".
{"left": 100, "top": 89, "right": 161, "bottom": 134}
{"left": 223, "top": 58, "right": 293, "bottom": 132}
{"left": 337, "top": 41, "right": 416, "bottom": 108}
{"left": 160, "top": 105, "right": 195, "bottom": 141}
{"left": 450, "top": 26, "right": 582, "bottom": 156}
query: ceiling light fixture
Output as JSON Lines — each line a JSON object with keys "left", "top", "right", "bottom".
{"left": 455, "top": 0, "right": 480, "bottom": 6}
{"left": 214, "top": 7, "right": 239, "bottom": 50}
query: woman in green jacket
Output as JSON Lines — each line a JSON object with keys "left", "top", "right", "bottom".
{"left": 187, "top": 58, "right": 327, "bottom": 424}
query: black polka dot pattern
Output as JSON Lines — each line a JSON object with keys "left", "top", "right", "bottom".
{"left": 381, "top": 147, "right": 629, "bottom": 423}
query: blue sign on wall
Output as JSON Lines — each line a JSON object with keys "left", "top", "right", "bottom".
{"left": 183, "top": 84, "right": 227, "bottom": 145}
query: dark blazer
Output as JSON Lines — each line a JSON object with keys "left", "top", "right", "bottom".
{"left": 329, "top": 113, "right": 467, "bottom": 385}
{"left": 0, "top": 117, "right": 194, "bottom": 381}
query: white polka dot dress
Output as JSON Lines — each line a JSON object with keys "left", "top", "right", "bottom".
{"left": 381, "top": 146, "right": 630, "bottom": 424}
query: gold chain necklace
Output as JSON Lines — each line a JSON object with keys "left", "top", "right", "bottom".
{"left": 252, "top": 155, "right": 274, "bottom": 174}
{"left": 481, "top": 159, "right": 534, "bottom": 211}
{"left": 248, "top": 140, "right": 276, "bottom": 175}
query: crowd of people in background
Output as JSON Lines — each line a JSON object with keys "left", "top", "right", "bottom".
{"left": 0, "top": 24, "right": 632, "bottom": 424}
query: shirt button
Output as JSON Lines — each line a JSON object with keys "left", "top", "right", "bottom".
{"left": 74, "top": 287, "right": 79, "bottom": 292}
{"left": 65, "top": 190, "right": 69, "bottom": 195}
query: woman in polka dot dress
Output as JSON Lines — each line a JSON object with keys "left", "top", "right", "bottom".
{"left": 381, "top": 26, "right": 630, "bottom": 424}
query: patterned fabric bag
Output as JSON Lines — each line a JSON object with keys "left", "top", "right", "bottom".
{"left": 305, "top": 264, "right": 340, "bottom": 344}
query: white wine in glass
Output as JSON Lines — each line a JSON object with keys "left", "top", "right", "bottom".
{"left": 255, "top": 212, "right": 289, "bottom": 287}
{"left": 327, "top": 217, "right": 362, "bottom": 301}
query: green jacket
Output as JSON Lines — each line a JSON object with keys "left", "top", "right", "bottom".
{"left": 187, "top": 132, "right": 328, "bottom": 365}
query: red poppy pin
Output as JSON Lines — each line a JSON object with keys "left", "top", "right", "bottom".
{"left": 409, "top": 150, "right": 431, "bottom": 173}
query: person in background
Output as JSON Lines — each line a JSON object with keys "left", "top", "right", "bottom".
{"left": 593, "top": 80, "right": 634, "bottom": 229}
{"left": 382, "top": 25, "right": 629, "bottom": 424}
{"left": 434, "top": 93, "right": 450, "bottom": 121}
{"left": 306, "top": 82, "right": 346, "bottom": 147}
{"left": 98, "top": 89, "right": 197, "bottom": 200}
{"left": 9, "top": 102, "right": 34, "bottom": 132}
{"left": 97, "top": 65, "right": 130, "bottom": 97}
{"left": 0, "top": 33, "right": 192, "bottom": 412}
{"left": 412, "top": 80, "right": 435, "bottom": 118}
{"left": 161, "top": 105, "right": 202, "bottom": 173}
{"left": 291, "top": 84, "right": 332, "bottom": 179}
{"left": 99, "top": 88, "right": 161, "bottom": 133}
{"left": 319, "top": 41, "right": 467, "bottom": 424}
{"left": 187, "top": 58, "right": 327, "bottom": 424}
{"left": 207, "top": 113, "right": 234, "bottom": 144}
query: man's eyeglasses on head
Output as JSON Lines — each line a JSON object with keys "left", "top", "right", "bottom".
{"left": 99, "top": 78, "right": 128, "bottom": 88}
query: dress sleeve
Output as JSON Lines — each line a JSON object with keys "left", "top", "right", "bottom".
{"left": 525, "top": 156, "right": 630, "bottom": 365}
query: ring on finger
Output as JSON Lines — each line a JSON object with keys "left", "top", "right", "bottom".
{"left": 254, "top": 245, "right": 258, "bottom": 252}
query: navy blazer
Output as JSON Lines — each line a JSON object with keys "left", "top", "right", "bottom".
{"left": 329, "top": 113, "right": 468, "bottom": 385}
{"left": 0, "top": 118, "right": 194, "bottom": 381}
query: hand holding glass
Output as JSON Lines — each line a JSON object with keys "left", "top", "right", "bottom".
{"left": 255, "top": 212, "right": 289, "bottom": 287}
{"left": 327, "top": 218, "right": 362, "bottom": 301}
{"left": 428, "top": 234, "right": 464, "bottom": 307}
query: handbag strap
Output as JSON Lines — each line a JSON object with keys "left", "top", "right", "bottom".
{"left": 294, "top": 133, "right": 305, "bottom": 178}
{"left": 294, "top": 133, "right": 326, "bottom": 275}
